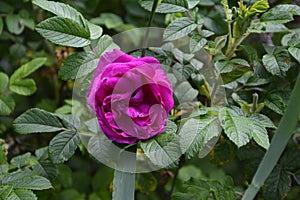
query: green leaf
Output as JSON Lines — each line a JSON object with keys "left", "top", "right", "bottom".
{"left": 140, "top": 0, "right": 187, "bottom": 13}
{"left": 261, "top": 11, "right": 294, "bottom": 24}
{"left": 215, "top": 60, "right": 233, "bottom": 73}
{"left": 189, "top": 34, "right": 207, "bottom": 53}
{"left": 5, "top": 14, "right": 24, "bottom": 35}
{"left": 140, "top": 132, "right": 181, "bottom": 168}
{"left": 0, "top": 72, "right": 9, "bottom": 93}
{"left": 293, "top": 170, "right": 300, "bottom": 185}
{"left": 288, "top": 47, "right": 300, "bottom": 63}
{"left": 173, "top": 81, "right": 198, "bottom": 102}
{"left": 7, "top": 189, "right": 37, "bottom": 200}
{"left": 0, "top": 17, "right": 3, "bottom": 36}
{"left": 262, "top": 167, "right": 291, "bottom": 200}
{"left": 90, "top": 13, "right": 123, "bottom": 29}
{"left": 59, "top": 51, "right": 97, "bottom": 80}
{"left": 94, "top": 35, "right": 119, "bottom": 56}
{"left": 0, "top": 185, "right": 13, "bottom": 200}
{"left": 231, "top": 58, "right": 250, "bottom": 67}
{"left": 178, "top": 117, "right": 221, "bottom": 159}
{"left": 33, "top": 160, "right": 58, "bottom": 180}
{"left": 87, "top": 22, "right": 102, "bottom": 40}
{"left": 247, "top": 0, "right": 269, "bottom": 17}
{"left": 251, "top": 120, "right": 270, "bottom": 149}
{"left": 10, "top": 152, "right": 31, "bottom": 168}
{"left": 13, "top": 108, "right": 64, "bottom": 134}
{"left": 165, "top": 120, "right": 177, "bottom": 134}
{"left": 2, "top": 170, "right": 52, "bottom": 190}
{"left": 262, "top": 48, "right": 290, "bottom": 77}
{"left": 10, "top": 57, "right": 47, "bottom": 82}
{"left": 265, "top": 93, "right": 287, "bottom": 115}
{"left": 249, "top": 114, "right": 276, "bottom": 129}
{"left": 271, "top": 4, "right": 300, "bottom": 16}
{"left": 219, "top": 108, "right": 252, "bottom": 148}
{"left": 0, "top": 94, "right": 15, "bottom": 115}
{"left": 163, "top": 17, "right": 197, "bottom": 41}
{"left": 49, "top": 130, "right": 80, "bottom": 164}
{"left": 35, "top": 16, "right": 90, "bottom": 48}
{"left": 249, "top": 20, "right": 288, "bottom": 33}
{"left": 32, "top": 0, "right": 86, "bottom": 27}
{"left": 9, "top": 79, "right": 37, "bottom": 96}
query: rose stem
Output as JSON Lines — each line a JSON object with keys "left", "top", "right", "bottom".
{"left": 141, "top": 0, "right": 159, "bottom": 57}
{"left": 167, "top": 155, "right": 185, "bottom": 200}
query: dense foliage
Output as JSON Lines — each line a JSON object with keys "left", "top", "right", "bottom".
{"left": 0, "top": 0, "right": 300, "bottom": 199}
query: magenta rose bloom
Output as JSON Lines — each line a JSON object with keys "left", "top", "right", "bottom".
{"left": 87, "top": 49, "right": 174, "bottom": 144}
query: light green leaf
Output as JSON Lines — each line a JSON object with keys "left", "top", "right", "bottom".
{"left": 59, "top": 51, "right": 97, "bottom": 80}
{"left": 94, "top": 35, "right": 119, "bottom": 56}
{"left": 173, "top": 81, "right": 198, "bottom": 102}
{"left": 219, "top": 108, "right": 252, "bottom": 148}
{"left": 140, "top": 0, "right": 187, "bottom": 13}
{"left": 249, "top": 20, "right": 288, "bottom": 33}
{"left": 187, "top": 0, "right": 200, "bottom": 9}
{"left": 165, "top": 120, "right": 177, "bottom": 134}
{"left": 178, "top": 117, "right": 221, "bottom": 159}
{"left": 0, "top": 17, "right": 3, "bottom": 35}
{"left": 247, "top": 0, "right": 269, "bottom": 17}
{"left": 13, "top": 108, "right": 64, "bottom": 134}
{"left": 249, "top": 114, "right": 276, "bottom": 129}
{"left": 0, "top": 94, "right": 15, "bottom": 115}
{"left": 49, "top": 130, "right": 80, "bottom": 164}
{"left": 32, "top": 0, "right": 86, "bottom": 27}
{"left": 215, "top": 60, "right": 233, "bottom": 73}
{"left": 231, "top": 58, "right": 250, "bottom": 67}
{"left": 35, "top": 16, "right": 90, "bottom": 48}
{"left": 87, "top": 22, "right": 102, "bottom": 40}
{"left": 2, "top": 170, "right": 52, "bottom": 190}
{"left": 0, "top": 72, "right": 9, "bottom": 93}
{"left": 10, "top": 57, "right": 47, "bottom": 82}
{"left": 140, "top": 132, "right": 181, "bottom": 168}
{"left": 6, "top": 189, "right": 37, "bottom": 200}
{"left": 5, "top": 14, "right": 24, "bottom": 35}
{"left": 251, "top": 120, "right": 270, "bottom": 149}
{"left": 9, "top": 79, "right": 36, "bottom": 96}
{"left": 288, "top": 47, "right": 300, "bottom": 63}
{"left": 0, "top": 185, "right": 13, "bottom": 200}
{"left": 189, "top": 34, "right": 207, "bottom": 53}
{"left": 271, "top": 4, "right": 300, "bottom": 16}
{"left": 90, "top": 13, "right": 123, "bottom": 29}
{"left": 163, "top": 17, "right": 197, "bottom": 41}
{"left": 261, "top": 11, "right": 294, "bottom": 24}
{"left": 262, "top": 49, "right": 290, "bottom": 77}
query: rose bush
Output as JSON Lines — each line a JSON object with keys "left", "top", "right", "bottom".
{"left": 87, "top": 49, "right": 174, "bottom": 144}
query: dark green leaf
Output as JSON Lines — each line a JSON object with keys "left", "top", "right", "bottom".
{"left": 7, "top": 189, "right": 37, "bottom": 200}
{"left": 261, "top": 11, "right": 294, "bottom": 24}
{"left": 265, "top": 93, "right": 287, "bottom": 115}
{"left": 49, "top": 130, "right": 80, "bottom": 163}
{"left": 0, "top": 94, "right": 15, "bottom": 115}
{"left": 10, "top": 153, "right": 31, "bottom": 168}
{"left": 59, "top": 51, "right": 97, "bottom": 80}
{"left": 13, "top": 108, "right": 64, "bottom": 134}
{"left": 0, "top": 185, "right": 13, "bottom": 200}
{"left": 33, "top": 160, "right": 58, "bottom": 180}
{"left": 35, "top": 17, "right": 90, "bottom": 47}
{"left": 0, "top": 72, "right": 9, "bottom": 93}
{"left": 271, "top": 4, "right": 300, "bottom": 16}
{"left": 2, "top": 170, "right": 52, "bottom": 190}
{"left": 163, "top": 17, "right": 197, "bottom": 41}
{"left": 262, "top": 167, "right": 291, "bottom": 200}
{"left": 140, "top": 0, "right": 188, "bottom": 13}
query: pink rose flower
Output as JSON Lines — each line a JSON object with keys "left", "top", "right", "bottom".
{"left": 87, "top": 49, "right": 174, "bottom": 144}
